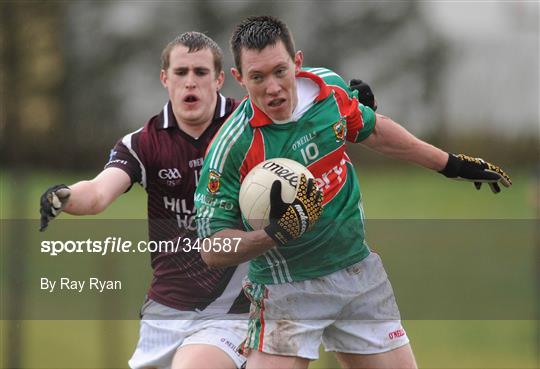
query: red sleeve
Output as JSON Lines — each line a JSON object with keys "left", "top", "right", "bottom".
{"left": 330, "top": 86, "right": 364, "bottom": 142}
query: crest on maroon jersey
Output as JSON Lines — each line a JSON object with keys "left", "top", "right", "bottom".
{"left": 208, "top": 170, "right": 221, "bottom": 193}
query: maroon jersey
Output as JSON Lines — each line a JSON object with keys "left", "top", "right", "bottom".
{"left": 105, "top": 94, "right": 248, "bottom": 313}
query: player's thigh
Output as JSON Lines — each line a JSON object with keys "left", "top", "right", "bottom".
{"left": 335, "top": 344, "right": 417, "bottom": 369}
{"left": 246, "top": 351, "right": 310, "bottom": 369}
{"left": 172, "top": 344, "right": 237, "bottom": 369}
{"left": 242, "top": 278, "right": 342, "bottom": 360}
{"left": 323, "top": 253, "right": 409, "bottom": 356}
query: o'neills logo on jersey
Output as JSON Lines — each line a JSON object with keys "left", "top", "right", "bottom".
{"left": 388, "top": 328, "right": 405, "bottom": 340}
{"left": 262, "top": 161, "right": 298, "bottom": 187}
{"left": 208, "top": 170, "right": 221, "bottom": 193}
{"left": 333, "top": 118, "right": 346, "bottom": 141}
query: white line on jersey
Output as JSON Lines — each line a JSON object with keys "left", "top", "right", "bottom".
{"left": 121, "top": 127, "right": 146, "bottom": 189}
{"left": 209, "top": 111, "right": 246, "bottom": 171}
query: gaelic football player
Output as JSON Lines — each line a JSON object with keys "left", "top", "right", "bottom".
{"left": 39, "top": 31, "right": 377, "bottom": 369}
{"left": 41, "top": 32, "right": 248, "bottom": 369}
{"left": 194, "top": 16, "right": 511, "bottom": 369}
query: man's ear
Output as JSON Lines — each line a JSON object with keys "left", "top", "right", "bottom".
{"left": 215, "top": 70, "right": 225, "bottom": 91}
{"left": 294, "top": 50, "right": 304, "bottom": 74}
{"left": 231, "top": 67, "right": 244, "bottom": 87}
{"left": 160, "top": 69, "right": 168, "bottom": 88}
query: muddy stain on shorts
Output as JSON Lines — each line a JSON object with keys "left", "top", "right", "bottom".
{"left": 267, "top": 319, "right": 300, "bottom": 355}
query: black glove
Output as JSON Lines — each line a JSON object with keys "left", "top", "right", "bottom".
{"left": 349, "top": 79, "right": 377, "bottom": 111}
{"left": 264, "top": 174, "right": 323, "bottom": 246}
{"left": 39, "top": 184, "right": 71, "bottom": 231}
{"left": 439, "top": 154, "right": 512, "bottom": 193}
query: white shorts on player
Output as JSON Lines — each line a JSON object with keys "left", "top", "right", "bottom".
{"left": 129, "top": 299, "right": 248, "bottom": 369}
{"left": 242, "top": 252, "right": 409, "bottom": 360}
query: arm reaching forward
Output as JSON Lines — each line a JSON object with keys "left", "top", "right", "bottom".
{"left": 39, "top": 167, "right": 131, "bottom": 231}
{"left": 362, "top": 113, "right": 449, "bottom": 170}
{"left": 362, "top": 114, "right": 511, "bottom": 193}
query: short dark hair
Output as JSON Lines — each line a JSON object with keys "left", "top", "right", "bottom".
{"left": 230, "top": 16, "right": 295, "bottom": 74}
{"left": 161, "top": 31, "right": 223, "bottom": 74}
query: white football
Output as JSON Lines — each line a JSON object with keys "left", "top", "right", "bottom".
{"left": 239, "top": 158, "right": 314, "bottom": 230}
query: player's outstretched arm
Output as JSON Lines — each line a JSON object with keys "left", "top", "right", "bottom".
{"left": 362, "top": 114, "right": 511, "bottom": 193}
{"left": 362, "top": 113, "right": 448, "bottom": 170}
{"left": 39, "top": 168, "right": 131, "bottom": 231}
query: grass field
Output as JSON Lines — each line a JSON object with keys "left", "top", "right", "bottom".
{"left": 1, "top": 166, "right": 536, "bottom": 219}
{"left": 1, "top": 166, "right": 538, "bottom": 368}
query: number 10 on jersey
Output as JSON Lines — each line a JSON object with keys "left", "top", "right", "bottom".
{"left": 300, "top": 143, "right": 319, "bottom": 164}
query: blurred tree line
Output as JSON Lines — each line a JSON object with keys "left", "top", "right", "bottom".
{"left": 1, "top": 1, "right": 538, "bottom": 172}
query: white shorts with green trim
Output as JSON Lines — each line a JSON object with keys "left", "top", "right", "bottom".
{"left": 242, "top": 252, "right": 409, "bottom": 360}
{"left": 129, "top": 299, "right": 248, "bottom": 369}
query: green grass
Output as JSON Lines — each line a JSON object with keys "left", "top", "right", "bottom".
{"left": 358, "top": 166, "right": 536, "bottom": 219}
{"left": 1, "top": 168, "right": 538, "bottom": 368}
{"left": 1, "top": 166, "right": 536, "bottom": 219}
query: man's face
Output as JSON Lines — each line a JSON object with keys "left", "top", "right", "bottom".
{"left": 232, "top": 41, "right": 303, "bottom": 122}
{"left": 160, "top": 45, "right": 224, "bottom": 127}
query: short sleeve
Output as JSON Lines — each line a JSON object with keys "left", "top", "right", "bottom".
{"left": 194, "top": 111, "right": 250, "bottom": 238}
{"left": 309, "top": 67, "right": 376, "bottom": 143}
{"left": 353, "top": 104, "right": 376, "bottom": 143}
{"left": 104, "top": 139, "right": 142, "bottom": 186}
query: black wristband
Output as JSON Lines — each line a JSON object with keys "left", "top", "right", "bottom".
{"left": 439, "top": 153, "right": 461, "bottom": 178}
{"left": 264, "top": 224, "right": 289, "bottom": 246}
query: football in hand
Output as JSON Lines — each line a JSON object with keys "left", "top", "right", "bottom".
{"left": 239, "top": 158, "right": 314, "bottom": 230}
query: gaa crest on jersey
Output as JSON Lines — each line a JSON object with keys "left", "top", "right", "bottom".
{"left": 158, "top": 168, "right": 182, "bottom": 187}
{"left": 208, "top": 170, "right": 221, "bottom": 194}
{"left": 333, "top": 117, "right": 346, "bottom": 141}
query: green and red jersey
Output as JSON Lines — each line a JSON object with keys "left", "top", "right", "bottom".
{"left": 195, "top": 67, "right": 376, "bottom": 284}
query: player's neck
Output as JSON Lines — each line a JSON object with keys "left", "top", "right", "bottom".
{"left": 272, "top": 78, "right": 317, "bottom": 124}
{"left": 175, "top": 119, "right": 212, "bottom": 139}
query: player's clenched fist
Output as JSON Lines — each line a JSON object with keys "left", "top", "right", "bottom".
{"left": 39, "top": 184, "right": 71, "bottom": 231}
{"left": 264, "top": 174, "right": 323, "bottom": 246}
{"left": 439, "top": 153, "right": 512, "bottom": 193}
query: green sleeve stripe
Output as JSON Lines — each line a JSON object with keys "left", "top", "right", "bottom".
{"left": 208, "top": 111, "right": 247, "bottom": 172}
{"left": 307, "top": 67, "right": 339, "bottom": 79}
{"left": 303, "top": 67, "right": 326, "bottom": 74}
{"left": 195, "top": 205, "right": 214, "bottom": 238}
{"left": 217, "top": 119, "right": 249, "bottom": 174}
{"left": 316, "top": 71, "right": 340, "bottom": 79}
{"left": 196, "top": 209, "right": 241, "bottom": 238}
{"left": 305, "top": 67, "right": 333, "bottom": 76}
